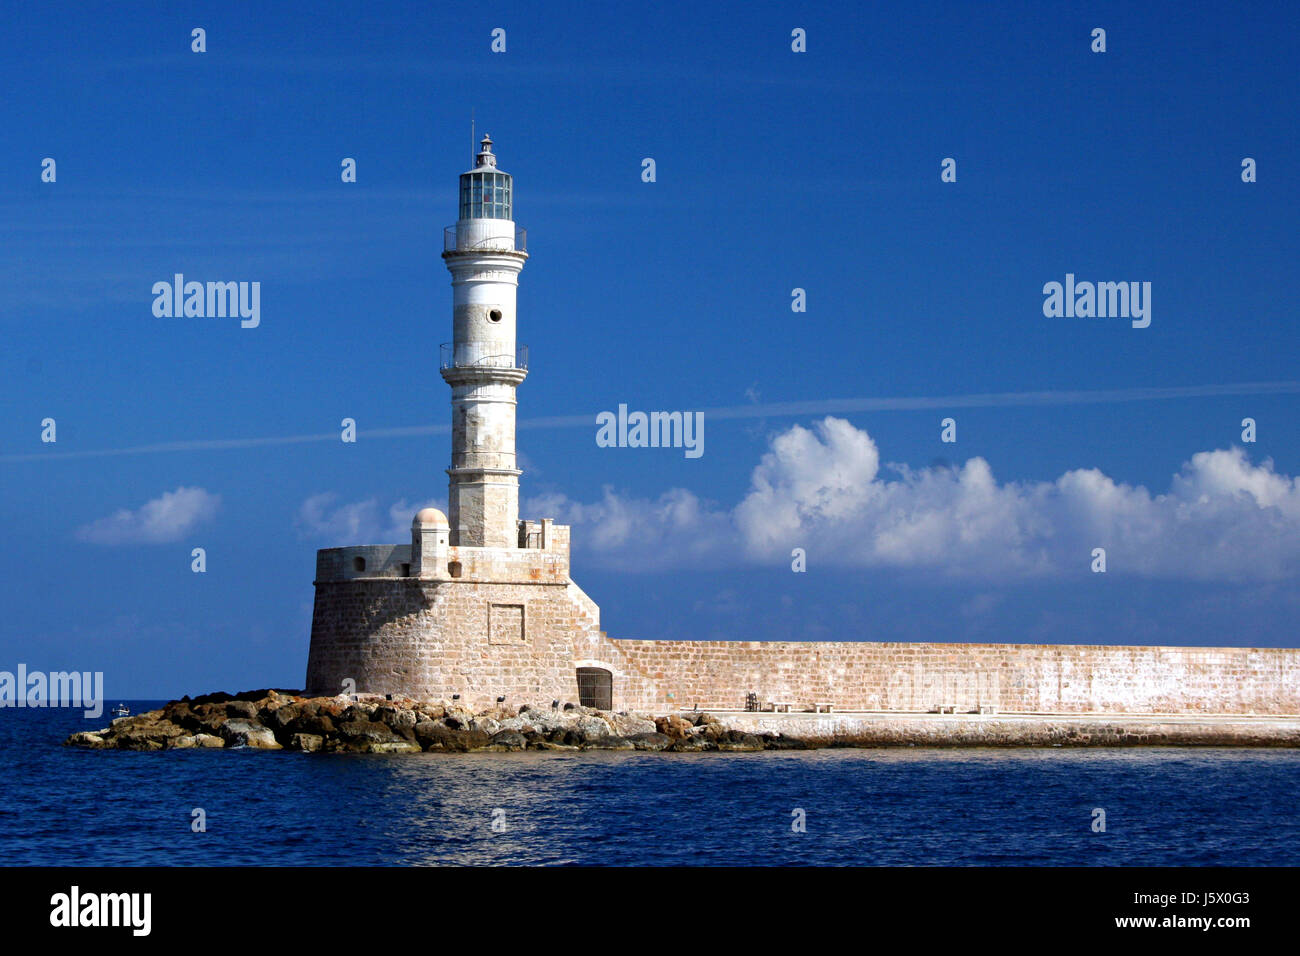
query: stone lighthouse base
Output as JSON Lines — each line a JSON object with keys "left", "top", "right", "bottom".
{"left": 305, "top": 514, "right": 610, "bottom": 711}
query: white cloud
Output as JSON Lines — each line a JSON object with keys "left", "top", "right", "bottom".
{"left": 528, "top": 417, "right": 1300, "bottom": 581}
{"left": 527, "top": 486, "right": 733, "bottom": 571}
{"left": 296, "top": 493, "right": 441, "bottom": 546}
{"left": 77, "top": 486, "right": 220, "bottom": 545}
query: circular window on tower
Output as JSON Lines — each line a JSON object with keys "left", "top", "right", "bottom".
{"left": 489, "top": 309, "right": 502, "bottom": 323}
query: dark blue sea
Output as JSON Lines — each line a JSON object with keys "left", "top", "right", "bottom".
{"left": 3, "top": 702, "right": 1298, "bottom": 866}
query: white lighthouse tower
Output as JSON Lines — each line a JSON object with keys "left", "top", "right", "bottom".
{"left": 441, "top": 134, "right": 528, "bottom": 548}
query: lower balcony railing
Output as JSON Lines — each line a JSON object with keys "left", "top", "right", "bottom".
{"left": 440, "top": 342, "right": 528, "bottom": 371}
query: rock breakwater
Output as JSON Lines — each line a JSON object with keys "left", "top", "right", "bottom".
{"left": 63, "top": 690, "right": 798, "bottom": 753}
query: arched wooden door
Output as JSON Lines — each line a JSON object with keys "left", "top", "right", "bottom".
{"left": 576, "top": 667, "right": 613, "bottom": 711}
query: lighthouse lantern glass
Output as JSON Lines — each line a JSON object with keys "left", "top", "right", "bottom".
{"left": 460, "top": 171, "right": 512, "bottom": 220}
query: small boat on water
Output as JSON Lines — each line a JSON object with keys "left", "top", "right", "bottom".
{"left": 111, "top": 703, "right": 130, "bottom": 718}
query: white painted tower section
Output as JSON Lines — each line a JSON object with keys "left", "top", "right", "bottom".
{"left": 441, "top": 135, "right": 529, "bottom": 548}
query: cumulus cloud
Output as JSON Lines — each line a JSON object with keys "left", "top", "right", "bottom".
{"left": 528, "top": 417, "right": 1300, "bottom": 581}
{"left": 77, "top": 486, "right": 220, "bottom": 545}
{"left": 296, "top": 493, "right": 440, "bottom": 546}
{"left": 527, "top": 486, "right": 733, "bottom": 570}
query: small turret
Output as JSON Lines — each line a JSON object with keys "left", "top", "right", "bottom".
{"left": 411, "top": 507, "right": 450, "bottom": 575}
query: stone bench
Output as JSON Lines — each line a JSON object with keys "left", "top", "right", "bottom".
{"left": 813, "top": 702, "right": 834, "bottom": 713}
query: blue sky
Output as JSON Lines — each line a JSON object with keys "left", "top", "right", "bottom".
{"left": 2, "top": 1, "right": 1298, "bottom": 696}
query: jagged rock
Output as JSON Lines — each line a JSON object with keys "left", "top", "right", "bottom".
{"left": 266, "top": 702, "right": 303, "bottom": 730}
{"left": 225, "top": 700, "right": 259, "bottom": 719}
{"left": 655, "top": 715, "right": 693, "bottom": 739}
{"left": 627, "top": 732, "right": 673, "bottom": 751}
{"left": 64, "top": 731, "right": 110, "bottom": 749}
{"left": 415, "top": 723, "right": 490, "bottom": 752}
{"left": 576, "top": 715, "right": 612, "bottom": 739}
{"left": 668, "top": 735, "right": 712, "bottom": 752}
{"left": 608, "top": 712, "right": 657, "bottom": 737}
{"left": 162, "top": 701, "right": 203, "bottom": 732}
{"left": 470, "top": 717, "right": 501, "bottom": 736}
{"left": 287, "top": 733, "right": 323, "bottom": 752}
{"left": 192, "top": 733, "right": 224, "bottom": 748}
{"left": 581, "top": 735, "right": 635, "bottom": 751}
{"left": 285, "top": 713, "right": 335, "bottom": 738}
{"left": 373, "top": 706, "right": 419, "bottom": 740}
{"left": 717, "top": 732, "right": 764, "bottom": 752}
{"left": 115, "top": 718, "right": 187, "bottom": 750}
{"left": 496, "top": 715, "right": 537, "bottom": 734}
{"left": 336, "top": 719, "right": 401, "bottom": 744}
{"left": 488, "top": 730, "right": 528, "bottom": 751}
{"left": 340, "top": 704, "right": 378, "bottom": 724}
{"left": 220, "top": 719, "right": 282, "bottom": 749}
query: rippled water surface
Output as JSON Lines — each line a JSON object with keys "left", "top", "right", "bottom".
{"left": 3, "top": 704, "right": 1297, "bottom": 866}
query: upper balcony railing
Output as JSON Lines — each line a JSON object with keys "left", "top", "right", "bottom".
{"left": 440, "top": 342, "right": 529, "bottom": 371}
{"left": 443, "top": 225, "right": 527, "bottom": 254}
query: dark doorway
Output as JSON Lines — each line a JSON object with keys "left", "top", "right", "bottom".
{"left": 576, "top": 667, "right": 612, "bottom": 711}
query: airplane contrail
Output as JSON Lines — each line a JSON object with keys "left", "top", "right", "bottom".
{"left": 5, "top": 380, "right": 1296, "bottom": 463}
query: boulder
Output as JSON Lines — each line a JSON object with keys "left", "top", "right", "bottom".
{"left": 655, "top": 715, "right": 693, "bottom": 739}
{"left": 470, "top": 717, "right": 501, "bottom": 736}
{"left": 627, "top": 732, "right": 673, "bottom": 751}
{"left": 220, "top": 719, "right": 282, "bottom": 749}
{"left": 415, "top": 723, "right": 490, "bottom": 753}
{"left": 192, "top": 734, "right": 225, "bottom": 748}
{"left": 225, "top": 700, "right": 259, "bottom": 719}
{"left": 64, "top": 731, "right": 110, "bottom": 749}
{"left": 115, "top": 718, "right": 188, "bottom": 750}
{"left": 581, "top": 735, "right": 635, "bottom": 751}
{"left": 340, "top": 704, "right": 378, "bottom": 724}
{"left": 266, "top": 702, "right": 303, "bottom": 731}
{"left": 488, "top": 730, "right": 528, "bottom": 751}
{"left": 162, "top": 701, "right": 203, "bottom": 732}
{"left": 287, "top": 733, "right": 323, "bottom": 752}
{"left": 547, "top": 728, "right": 583, "bottom": 747}
{"left": 285, "top": 713, "right": 335, "bottom": 738}
{"left": 495, "top": 716, "right": 538, "bottom": 734}
{"left": 576, "top": 715, "right": 612, "bottom": 739}
{"left": 608, "top": 712, "right": 657, "bottom": 737}
{"left": 373, "top": 706, "right": 418, "bottom": 740}
{"left": 335, "top": 720, "right": 402, "bottom": 745}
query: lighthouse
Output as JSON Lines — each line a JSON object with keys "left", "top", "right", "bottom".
{"left": 441, "top": 134, "right": 528, "bottom": 548}
{"left": 306, "top": 132, "right": 609, "bottom": 711}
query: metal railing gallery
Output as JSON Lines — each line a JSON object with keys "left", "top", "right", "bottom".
{"left": 440, "top": 342, "right": 529, "bottom": 371}
{"left": 443, "top": 225, "right": 527, "bottom": 254}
